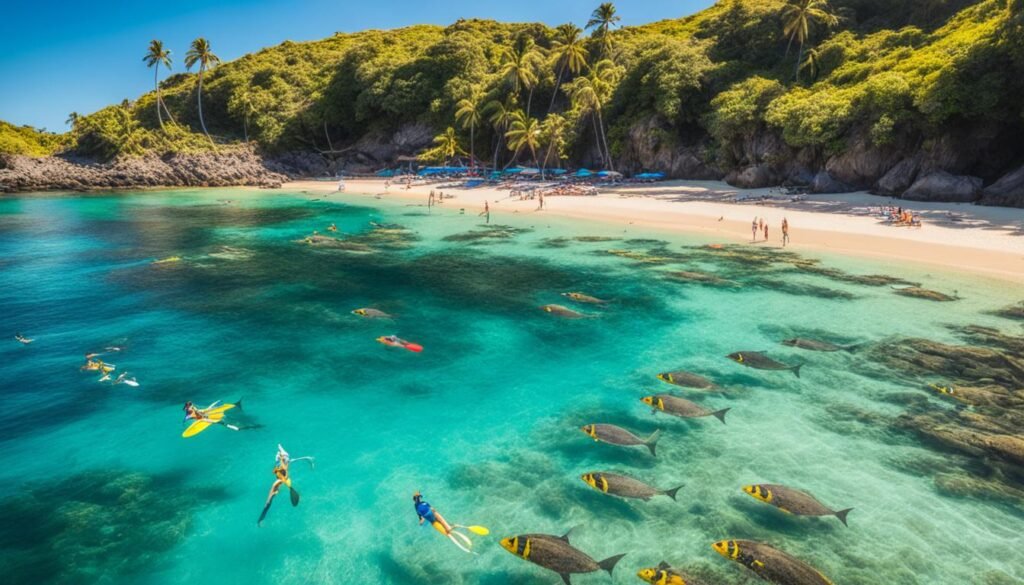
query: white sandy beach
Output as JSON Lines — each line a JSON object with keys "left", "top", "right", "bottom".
{"left": 283, "top": 178, "right": 1024, "bottom": 282}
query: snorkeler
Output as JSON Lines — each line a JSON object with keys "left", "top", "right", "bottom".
{"left": 14, "top": 333, "right": 33, "bottom": 344}
{"left": 327, "top": 223, "right": 338, "bottom": 232}
{"left": 376, "top": 335, "right": 423, "bottom": 352}
{"left": 413, "top": 492, "right": 488, "bottom": 553}
{"left": 258, "top": 445, "right": 314, "bottom": 526}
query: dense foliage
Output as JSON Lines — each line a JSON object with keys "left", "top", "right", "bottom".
{"left": 4, "top": 0, "right": 1022, "bottom": 176}
{"left": 0, "top": 121, "right": 65, "bottom": 156}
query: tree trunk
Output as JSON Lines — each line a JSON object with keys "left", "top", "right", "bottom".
{"left": 197, "top": 69, "right": 214, "bottom": 146}
{"left": 794, "top": 41, "right": 804, "bottom": 82}
{"left": 548, "top": 61, "right": 566, "bottom": 114}
{"left": 324, "top": 120, "right": 334, "bottom": 151}
{"left": 154, "top": 66, "right": 165, "bottom": 131}
{"left": 596, "top": 107, "right": 613, "bottom": 172}
{"left": 470, "top": 124, "right": 475, "bottom": 170}
{"left": 244, "top": 113, "right": 249, "bottom": 144}
{"left": 492, "top": 126, "right": 504, "bottom": 173}
{"left": 526, "top": 86, "right": 534, "bottom": 118}
{"left": 590, "top": 113, "right": 604, "bottom": 168}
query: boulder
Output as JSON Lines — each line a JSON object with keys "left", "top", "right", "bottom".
{"left": 902, "top": 171, "right": 982, "bottom": 202}
{"left": 874, "top": 157, "right": 921, "bottom": 195}
{"left": 810, "top": 171, "right": 856, "bottom": 194}
{"left": 825, "top": 145, "right": 897, "bottom": 188}
{"left": 726, "top": 164, "right": 776, "bottom": 189}
{"left": 980, "top": 164, "right": 1024, "bottom": 208}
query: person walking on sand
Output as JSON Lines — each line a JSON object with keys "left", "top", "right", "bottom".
{"left": 429, "top": 190, "right": 435, "bottom": 210}
{"left": 479, "top": 200, "right": 490, "bottom": 224}
{"left": 782, "top": 218, "right": 790, "bottom": 247}
{"left": 751, "top": 217, "right": 758, "bottom": 242}
{"left": 538, "top": 191, "right": 545, "bottom": 210}
{"left": 764, "top": 222, "right": 769, "bottom": 242}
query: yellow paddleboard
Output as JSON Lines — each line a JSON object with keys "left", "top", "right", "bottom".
{"left": 181, "top": 404, "right": 236, "bottom": 438}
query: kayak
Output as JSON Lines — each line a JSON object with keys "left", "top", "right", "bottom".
{"left": 376, "top": 336, "right": 423, "bottom": 353}
{"left": 182, "top": 403, "right": 237, "bottom": 438}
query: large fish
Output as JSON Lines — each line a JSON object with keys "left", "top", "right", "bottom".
{"left": 781, "top": 338, "right": 848, "bottom": 352}
{"left": 580, "top": 424, "right": 661, "bottom": 456}
{"left": 656, "top": 370, "right": 717, "bottom": 390}
{"left": 500, "top": 531, "right": 625, "bottom": 585}
{"left": 581, "top": 472, "right": 682, "bottom": 501}
{"left": 712, "top": 540, "right": 833, "bottom": 585}
{"left": 641, "top": 394, "right": 729, "bottom": 424}
{"left": 352, "top": 307, "right": 393, "bottom": 319}
{"left": 541, "top": 304, "right": 590, "bottom": 319}
{"left": 742, "top": 484, "right": 852, "bottom": 526}
{"left": 637, "top": 562, "right": 710, "bottom": 585}
{"left": 562, "top": 292, "right": 608, "bottom": 304}
{"left": 726, "top": 351, "right": 802, "bottom": 378}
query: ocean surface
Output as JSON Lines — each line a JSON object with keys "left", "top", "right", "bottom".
{"left": 0, "top": 188, "right": 1021, "bottom": 585}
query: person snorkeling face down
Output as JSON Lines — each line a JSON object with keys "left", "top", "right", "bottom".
{"left": 182, "top": 401, "right": 202, "bottom": 420}
{"left": 413, "top": 492, "right": 452, "bottom": 535}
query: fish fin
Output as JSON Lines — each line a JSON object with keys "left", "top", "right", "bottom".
{"left": 560, "top": 574, "right": 572, "bottom": 585}
{"left": 235, "top": 398, "right": 243, "bottom": 411}
{"left": 712, "top": 408, "right": 730, "bottom": 424}
{"left": 835, "top": 508, "right": 853, "bottom": 527}
{"left": 657, "top": 561, "right": 670, "bottom": 570}
{"left": 663, "top": 485, "right": 684, "bottom": 501}
{"left": 792, "top": 364, "right": 803, "bottom": 378}
{"left": 598, "top": 553, "right": 626, "bottom": 576}
{"left": 559, "top": 526, "right": 578, "bottom": 543}
{"left": 645, "top": 429, "right": 662, "bottom": 456}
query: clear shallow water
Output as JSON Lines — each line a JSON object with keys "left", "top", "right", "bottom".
{"left": 0, "top": 189, "right": 1021, "bottom": 585}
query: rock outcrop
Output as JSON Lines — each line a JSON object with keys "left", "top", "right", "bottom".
{"left": 874, "top": 157, "right": 921, "bottom": 195}
{"left": 901, "top": 171, "right": 982, "bottom": 202}
{"left": 980, "top": 164, "right": 1024, "bottom": 208}
{"left": 810, "top": 170, "right": 856, "bottom": 194}
{"left": 0, "top": 149, "right": 289, "bottom": 193}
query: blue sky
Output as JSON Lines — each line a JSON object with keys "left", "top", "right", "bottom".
{"left": 0, "top": 0, "right": 715, "bottom": 131}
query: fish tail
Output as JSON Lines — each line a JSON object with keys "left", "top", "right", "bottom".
{"left": 644, "top": 429, "right": 662, "bottom": 456}
{"left": 235, "top": 398, "right": 243, "bottom": 411}
{"left": 712, "top": 408, "right": 730, "bottom": 424}
{"left": 791, "top": 364, "right": 803, "bottom": 378}
{"left": 598, "top": 553, "right": 626, "bottom": 576}
{"left": 835, "top": 508, "right": 853, "bottom": 527}
{"left": 663, "top": 485, "right": 683, "bottom": 501}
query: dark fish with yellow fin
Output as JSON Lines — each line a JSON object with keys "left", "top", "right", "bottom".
{"left": 637, "top": 562, "right": 710, "bottom": 585}
{"left": 743, "top": 484, "right": 852, "bottom": 526}
{"left": 656, "top": 370, "right": 717, "bottom": 390}
{"left": 562, "top": 292, "right": 608, "bottom": 304}
{"left": 580, "top": 424, "right": 661, "bottom": 456}
{"left": 726, "top": 351, "right": 802, "bottom": 378}
{"left": 641, "top": 394, "right": 729, "bottom": 424}
{"left": 712, "top": 540, "right": 833, "bottom": 585}
{"left": 581, "top": 471, "right": 682, "bottom": 501}
{"left": 500, "top": 531, "right": 625, "bottom": 585}
{"left": 351, "top": 308, "right": 392, "bottom": 319}
{"left": 541, "top": 304, "right": 590, "bottom": 319}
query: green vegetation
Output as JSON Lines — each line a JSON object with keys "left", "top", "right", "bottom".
{"left": 0, "top": 121, "right": 65, "bottom": 156}
{"left": 3, "top": 0, "right": 1022, "bottom": 184}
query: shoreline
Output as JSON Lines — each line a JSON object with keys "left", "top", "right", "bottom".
{"left": 283, "top": 178, "right": 1024, "bottom": 283}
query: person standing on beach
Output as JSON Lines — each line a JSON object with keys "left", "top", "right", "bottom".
{"left": 782, "top": 218, "right": 790, "bottom": 247}
{"left": 538, "top": 192, "right": 545, "bottom": 210}
{"left": 764, "top": 222, "right": 769, "bottom": 242}
{"left": 752, "top": 218, "right": 758, "bottom": 242}
{"left": 429, "top": 190, "right": 435, "bottom": 210}
{"left": 479, "top": 200, "right": 490, "bottom": 224}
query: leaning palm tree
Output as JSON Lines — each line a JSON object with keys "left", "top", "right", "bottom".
{"left": 184, "top": 37, "right": 221, "bottom": 144}
{"left": 586, "top": 2, "right": 621, "bottom": 56}
{"left": 539, "top": 113, "right": 569, "bottom": 171}
{"left": 499, "top": 36, "right": 541, "bottom": 115}
{"left": 505, "top": 112, "right": 543, "bottom": 168}
{"left": 485, "top": 95, "right": 518, "bottom": 172}
{"left": 569, "top": 59, "right": 618, "bottom": 171}
{"left": 143, "top": 40, "right": 173, "bottom": 131}
{"left": 548, "top": 24, "right": 588, "bottom": 114}
{"left": 455, "top": 90, "right": 483, "bottom": 169}
{"left": 239, "top": 90, "right": 256, "bottom": 144}
{"left": 420, "top": 127, "right": 465, "bottom": 165}
{"left": 781, "top": 0, "right": 837, "bottom": 81}
{"left": 800, "top": 47, "right": 821, "bottom": 81}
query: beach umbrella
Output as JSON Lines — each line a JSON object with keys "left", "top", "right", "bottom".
{"left": 549, "top": 169, "right": 567, "bottom": 176}
{"left": 575, "top": 169, "right": 593, "bottom": 177}
{"left": 504, "top": 167, "right": 525, "bottom": 175}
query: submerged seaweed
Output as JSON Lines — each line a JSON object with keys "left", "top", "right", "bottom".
{"left": 442, "top": 224, "right": 531, "bottom": 244}
{"left": 0, "top": 470, "right": 227, "bottom": 583}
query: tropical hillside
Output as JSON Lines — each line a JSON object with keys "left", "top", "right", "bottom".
{"left": 3, "top": 0, "right": 1024, "bottom": 201}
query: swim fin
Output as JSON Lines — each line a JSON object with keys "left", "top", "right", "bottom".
{"left": 289, "top": 486, "right": 300, "bottom": 507}
{"left": 258, "top": 500, "right": 272, "bottom": 526}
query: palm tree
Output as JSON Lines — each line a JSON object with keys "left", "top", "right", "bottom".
{"left": 184, "top": 37, "right": 221, "bottom": 144}
{"left": 569, "top": 59, "right": 618, "bottom": 171}
{"left": 586, "top": 3, "right": 621, "bottom": 56}
{"left": 422, "top": 127, "right": 465, "bottom": 165}
{"left": 548, "top": 24, "right": 588, "bottom": 114}
{"left": 239, "top": 90, "right": 255, "bottom": 144}
{"left": 505, "top": 112, "right": 543, "bottom": 167}
{"left": 485, "top": 95, "right": 518, "bottom": 172}
{"left": 539, "top": 113, "right": 569, "bottom": 171}
{"left": 65, "top": 112, "right": 80, "bottom": 132}
{"left": 455, "top": 90, "right": 483, "bottom": 169}
{"left": 781, "top": 0, "right": 837, "bottom": 82}
{"left": 143, "top": 40, "right": 173, "bottom": 131}
{"left": 800, "top": 47, "right": 821, "bottom": 81}
{"left": 499, "top": 35, "right": 541, "bottom": 116}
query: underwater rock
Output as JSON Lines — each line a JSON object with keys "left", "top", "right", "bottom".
{"left": 756, "top": 279, "right": 855, "bottom": 300}
{"left": 867, "top": 338, "right": 1024, "bottom": 388}
{"left": 537, "top": 237, "right": 572, "bottom": 249}
{"left": 894, "top": 287, "right": 957, "bottom": 302}
{"left": 952, "top": 325, "right": 1024, "bottom": 356}
{"left": 794, "top": 264, "right": 916, "bottom": 287}
{"left": 442, "top": 224, "right": 530, "bottom": 244}
{"left": 897, "top": 414, "right": 1024, "bottom": 466}
{"left": 992, "top": 302, "right": 1024, "bottom": 321}
{"left": 602, "top": 249, "right": 674, "bottom": 264}
{"left": 573, "top": 236, "right": 619, "bottom": 243}
{"left": 934, "top": 472, "right": 1024, "bottom": 505}
{"left": 666, "top": 271, "right": 735, "bottom": 287}
{"left": 295, "top": 234, "right": 375, "bottom": 252}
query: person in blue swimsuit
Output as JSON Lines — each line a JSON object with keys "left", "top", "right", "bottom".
{"left": 414, "top": 492, "right": 452, "bottom": 535}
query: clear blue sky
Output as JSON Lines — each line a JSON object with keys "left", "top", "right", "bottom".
{"left": 0, "top": 0, "right": 715, "bottom": 131}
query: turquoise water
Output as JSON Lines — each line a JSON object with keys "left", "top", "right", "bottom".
{"left": 0, "top": 188, "right": 1021, "bottom": 585}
